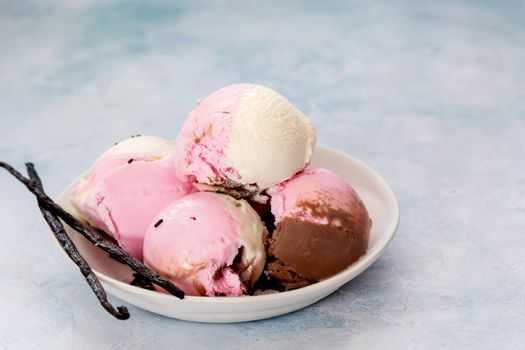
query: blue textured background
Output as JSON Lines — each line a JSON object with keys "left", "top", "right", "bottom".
{"left": 1, "top": 1, "right": 524, "bottom": 349}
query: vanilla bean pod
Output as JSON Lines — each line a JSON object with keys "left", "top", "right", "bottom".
{"left": 26, "top": 163, "right": 130, "bottom": 320}
{"left": 0, "top": 161, "right": 184, "bottom": 299}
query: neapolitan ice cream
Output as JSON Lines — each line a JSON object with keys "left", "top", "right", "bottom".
{"left": 265, "top": 168, "right": 371, "bottom": 289}
{"left": 63, "top": 83, "right": 372, "bottom": 298}
{"left": 174, "top": 84, "right": 316, "bottom": 197}
{"left": 143, "top": 192, "right": 266, "bottom": 296}
{"left": 70, "top": 136, "right": 194, "bottom": 260}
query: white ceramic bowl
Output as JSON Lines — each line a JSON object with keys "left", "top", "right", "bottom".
{"left": 55, "top": 144, "right": 399, "bottom": 323}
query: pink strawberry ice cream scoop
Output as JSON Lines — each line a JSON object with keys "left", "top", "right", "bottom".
{"left": 143, "top": 192, "right": 267, "bottom": 297}
{"left": 174, "top": 84, "right": 316, "bottom": 197}
{"left": 70, "top": 136, "right": 194, "bottom": 260}
{"left": 265, "top": 168, "right": 372, "bottom": 290}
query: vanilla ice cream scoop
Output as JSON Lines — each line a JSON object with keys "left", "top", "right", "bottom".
{"left": 143, "top": 192, "right": 267, "bottom": 297}
{"left": 70, "top": 135, "right": 194, "bottom": 260}
{"left": 174, "top": 84, "right": 316, "bottom": 195}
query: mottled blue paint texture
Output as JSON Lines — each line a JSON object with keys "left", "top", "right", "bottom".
{"left": 1, "top": 1, "right": 524, "bottom": 349}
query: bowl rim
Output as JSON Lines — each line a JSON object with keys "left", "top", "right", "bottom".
{"left": 54, "top": 144, "right": 400, "bottom": 304}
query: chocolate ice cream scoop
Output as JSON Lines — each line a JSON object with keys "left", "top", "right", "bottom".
{"left": 265, "top": 168, "right": 371, "bottom": 289}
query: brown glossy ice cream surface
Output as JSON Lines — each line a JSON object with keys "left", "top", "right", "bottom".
{"left": 266, "top": 200, "right": 371, "bottom": 289}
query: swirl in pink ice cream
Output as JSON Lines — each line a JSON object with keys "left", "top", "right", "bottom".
{"left": 175, "top": 84, "right": 246, "bottom": 184}
{"left": 143, "top": 192, "right": 266, "bottom": 297}
{"left": 267, "top": 167, "right": 370, "bottom": 225}
{"left": 70, "top": 136, "right": 194, "bottom": 260}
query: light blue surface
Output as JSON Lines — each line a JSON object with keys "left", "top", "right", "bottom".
{"left": 1, "top": 1, "right": 524, "bottom": 349}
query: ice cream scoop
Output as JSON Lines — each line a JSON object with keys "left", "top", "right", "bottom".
{"left": 266, "top": 168, "right": 371, "bottom": 289}
{"left": 143, "top": 192, "right": 267, "bottom": 297}
{"left": 174, "top": 84, "right": 316, "bottom": 196}
{"left": 70, "top": 135, "right": 194, "bottom": 260}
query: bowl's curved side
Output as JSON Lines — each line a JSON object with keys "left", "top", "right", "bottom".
{"left": 103, "top": 280, "right": 336, "bottom": 323}
{"left": 52, "top": 144, "right": 399, "bottom": 322}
